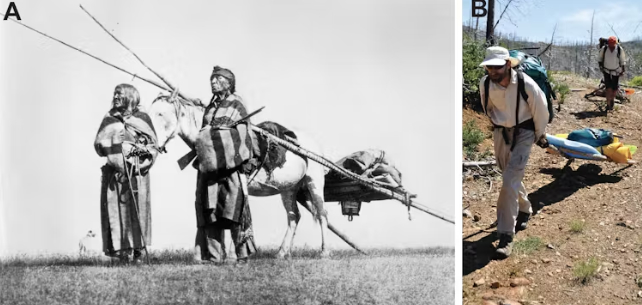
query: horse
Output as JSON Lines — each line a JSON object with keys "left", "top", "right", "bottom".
{"left": 147, "top": 92, "right": 331, "bottom": 259}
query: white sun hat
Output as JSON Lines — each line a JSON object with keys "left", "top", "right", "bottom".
{"left": 479, "top": 46, "right": 520, "bottom": 68}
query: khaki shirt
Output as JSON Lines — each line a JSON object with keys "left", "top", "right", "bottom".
{"left": 479, "top": 69, "right": 549, "bottom": 140}
{"left": 598, "top": 45, "right": 627, "bottom": 75}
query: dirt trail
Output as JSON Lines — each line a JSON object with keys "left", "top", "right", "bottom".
{"left": 462, "top": 73, "right": 642, "bottom": 305}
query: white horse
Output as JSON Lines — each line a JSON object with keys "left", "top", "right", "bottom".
{"left": 148, "top": 93, "right": 331, "bottom": 258}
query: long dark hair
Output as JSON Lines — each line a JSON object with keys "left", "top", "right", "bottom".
{"left": 111, "top": 83, "right": 141, "bottom": 117}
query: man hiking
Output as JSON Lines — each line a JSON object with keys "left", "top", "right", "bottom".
{"left": 598, "top": 36, "right": 627, "bottom": 111}
{"left": 479, "top": 46, "right": 550, "bottom": 259}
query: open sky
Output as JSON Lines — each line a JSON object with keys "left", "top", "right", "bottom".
{"left": 0, "top": 0, "right": 455, "bottom": 256}
{"left": 462, "top": 0, "right": 642, "bottom": 43}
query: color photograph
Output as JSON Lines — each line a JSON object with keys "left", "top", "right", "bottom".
{"left": 462, "top": 0, "right": 642, "bottom": 304}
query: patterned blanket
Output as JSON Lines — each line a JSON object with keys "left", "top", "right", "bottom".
{"left": 255, "top": 121, "right": 300, "bottom": 174}
{"left": 94, "top": 110, "right": 158, "bottom": 173}
{"left": 195, "top": 99, "right": 253, "bottom": 173}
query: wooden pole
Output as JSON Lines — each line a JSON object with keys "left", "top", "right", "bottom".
{"left": 0, "top": 13, "right": 173, "bottom": 93}
{"left": 251, "top": 126, "right": 455, "bottom": 225}
{"left": 297, "top": 200, "right": 366, "bottom": 254}
{"left": 80, "top": 5, "right": 201, "bottom": 105}
{"left": 463, "top": 160, "right": 497, "bottom": 167}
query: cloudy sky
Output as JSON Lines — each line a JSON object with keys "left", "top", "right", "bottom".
{"left": 0, "top": 0, "right": 455, "bottom": 256}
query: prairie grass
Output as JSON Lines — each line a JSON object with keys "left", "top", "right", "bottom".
{"left": 0, "top": 247, "right": 454, "bottom": 305}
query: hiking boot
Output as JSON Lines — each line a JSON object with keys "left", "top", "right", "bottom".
{"left": 495, "top": 234, "right": 514, "bottom": 259}
{"left": 515, "top": 212, "right": 531, "bottom": 232}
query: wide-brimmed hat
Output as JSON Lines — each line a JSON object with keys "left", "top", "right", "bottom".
{"left": 479, "top": 46, "right": 520, "bottom": 68}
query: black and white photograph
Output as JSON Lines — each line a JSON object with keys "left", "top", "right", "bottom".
{"left": 0, "top": 0, "right": 456, "bottom": 304}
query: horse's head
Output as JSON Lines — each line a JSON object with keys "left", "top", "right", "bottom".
{"left": 148, "top": 90, "right": 204, "bottom": 151}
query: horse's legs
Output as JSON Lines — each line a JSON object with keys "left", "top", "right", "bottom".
{"left": 302, "top": 171, "right": 330, "bottom": 258}
{"left": 276, "top": 189, "right": 301, "bottom": 259}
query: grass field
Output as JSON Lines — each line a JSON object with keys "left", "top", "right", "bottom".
{"left": 0, "top": 247, "right": 454, "bottom": 305}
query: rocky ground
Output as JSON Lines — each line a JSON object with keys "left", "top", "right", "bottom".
{"left": 462, "top": 73, "right": 642, "bottom": 305}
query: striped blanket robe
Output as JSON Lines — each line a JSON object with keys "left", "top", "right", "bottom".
{"left": 94, "top": 110, "right": 158, "bottom": 256}
{"left": 194, "top": 94, "right": 256, "bottom": 258}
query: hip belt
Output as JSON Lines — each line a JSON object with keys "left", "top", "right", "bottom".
{"left": 493, "top": 118, "right": 535, "bottom": 151}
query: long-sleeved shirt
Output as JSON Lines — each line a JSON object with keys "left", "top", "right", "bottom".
{"left": 479, "top": 69, "right": 549, "bottom": 140}
{"left": 598, "top": 45, "right": 627, "bottom": 76}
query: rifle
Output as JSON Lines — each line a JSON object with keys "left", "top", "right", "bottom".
{"left": 177, "top": 106, "right": 265, "bottom": 170}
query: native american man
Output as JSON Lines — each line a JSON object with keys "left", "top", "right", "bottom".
{"left": 193, "top": 66, "right": 257, "bottom": 264}
{"left": 94, "top": 83, "right": 159, "bottom": 262}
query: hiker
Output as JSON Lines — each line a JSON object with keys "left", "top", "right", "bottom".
{"left": 94, "top": 83, "right": 158, "bottom": 263}
{"left": 478, "top": 46, "right": 550, "bottom": 259}
{"left": 598, "top": 36, "right": 627, "bottom": 111}
{"left": 192, "top": 66, "right": 257, "bottom": 264}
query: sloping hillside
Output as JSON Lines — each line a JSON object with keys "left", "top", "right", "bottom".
{"left": 462, "top": 72, "right": 642, "bottom": 305}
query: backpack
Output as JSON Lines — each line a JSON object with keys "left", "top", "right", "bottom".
{"left": 598, "top": 37, "right": 622, "bottom": 67}
{"left": 508, "top": 49, "right": 556, "bottom": 123}
{"left": 567, "top": 128, "right": 614, "bottom": 147}
{"left": 483, "top": 70, "right": 534, "bottom": 152}
{"left": 599, "top": 37, "right": 620, "bottom": 49}
{"left": 601, "top": 45, "right": 622, "bottom": 65}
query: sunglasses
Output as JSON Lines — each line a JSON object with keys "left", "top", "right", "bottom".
{"left": 485, "top": 65, "right": 505, "bottom": 71}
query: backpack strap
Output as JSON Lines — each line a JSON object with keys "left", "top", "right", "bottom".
{"left": 512, "top": 71, "right": 529, "bottom": 151}
{"left": 517, "top": 71, "right": 529, "bottom": 103}
{"left": 483, "top": 76, "right": 490, "bottom": 116}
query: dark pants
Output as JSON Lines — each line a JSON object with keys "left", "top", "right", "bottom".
{"left": 603, "top": 72, "right": 619, "bottom": 90}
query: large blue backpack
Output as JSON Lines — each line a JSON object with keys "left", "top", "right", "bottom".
{"left": 508, "top": 50, "right": 556, "bottom": 123}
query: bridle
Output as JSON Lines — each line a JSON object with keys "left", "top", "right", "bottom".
{"left": 150, "top": 89, "right": 204, "bottom": 154}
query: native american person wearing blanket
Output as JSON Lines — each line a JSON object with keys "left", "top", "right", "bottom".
{"left": 192, "top": 66, "right": 257, "bottom": 264}
{"left": 94, "top": 84, "right": 159, "bottom": 262}
{"left": 479, "top": 46, "right": 550, "bottom": 259}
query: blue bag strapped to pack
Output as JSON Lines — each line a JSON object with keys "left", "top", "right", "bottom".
{"left": 509, "top": 50, "right": 557, "bottom": 123}
{"left": 567, "top": 128, "right": 614, "bottom": 147}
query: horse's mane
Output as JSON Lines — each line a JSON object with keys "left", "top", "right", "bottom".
{"left": 152, "top": 93, "right": 205, "bottom": 146}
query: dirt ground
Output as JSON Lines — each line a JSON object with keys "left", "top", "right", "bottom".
{"left": 462, "top": 73, "right": 642, "bottom": 305}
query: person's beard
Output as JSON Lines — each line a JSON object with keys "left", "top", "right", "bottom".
{"left": 488, "top": 66, "right": 509, "bottom": 83}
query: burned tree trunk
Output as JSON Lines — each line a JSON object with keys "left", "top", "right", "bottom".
{"left": 587, "top": 10, "right": 595, "bottom": 78}
{"left": 485, "top": 0, "right": 495, "bottom": 45}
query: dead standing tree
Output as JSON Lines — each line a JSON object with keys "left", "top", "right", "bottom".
{"left": 486, "top": 0, "right": 496, "bottom": 45}
{"left": 587, "top": 10, "right": 595, "bottom": 78}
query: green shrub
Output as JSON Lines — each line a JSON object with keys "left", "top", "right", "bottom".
{"left": 462, "top": 120, "right": 486, "bottom": 157}
{"left": 628, "top": 76, "right": 642, "bottom": 87}
{"left": 569, "top": 219, "right": 585, "bottom": 233}
{"left": 573, "top": 257, "right": 600, "bottom": 284}
{"left": 462, "top": 35, "right": 486, "bottom": 107}
{"left": 556, "top": 83, "right": 571, "bottom": 104}
{"left": 513, "top": 236, "right": 543, "bottom": 255}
